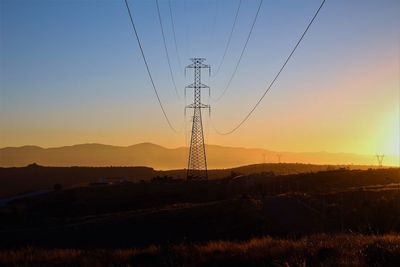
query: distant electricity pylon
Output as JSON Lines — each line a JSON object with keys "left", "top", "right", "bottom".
{"left": 375, "top": 154, "right": 385, "bottom": 168}
{"left": 277, "top": 154, "right": 282, "bottom": 164}
{"left": 185, "top": 58, "right": 211, "bottom": 180}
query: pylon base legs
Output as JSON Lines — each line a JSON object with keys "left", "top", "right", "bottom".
{"left": 187, "top": 108, "right": 207, "bottom": 180}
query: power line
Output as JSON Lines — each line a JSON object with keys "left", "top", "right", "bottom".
{"left": 168, "top": 0, "right": 182, "bottom": 72}
{"left": 124, "top": 0, "right": 180, "bottom": 133}
{"left": 211, "top": 0, "right": 242, "bottom": 78}
{"left": 211, "top": 0, "right": 263, "bottom": 102}
{"left": 156, "top": 0, "right": 181, "bottom": 99}
{"left": 212, "top": 0, "right": 326, "bottom": 135}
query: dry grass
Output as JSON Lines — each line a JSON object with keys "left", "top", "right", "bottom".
{"left": 1, "top": 234, "right": 400, "bottom": 267}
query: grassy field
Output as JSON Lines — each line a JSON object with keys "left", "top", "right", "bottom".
{"left": 1, "top": 234, "right": 400, "bottom": 266}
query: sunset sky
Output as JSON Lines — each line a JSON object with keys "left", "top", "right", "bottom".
{"left": 0, "top": 0, "right": 399, "bottom": 161}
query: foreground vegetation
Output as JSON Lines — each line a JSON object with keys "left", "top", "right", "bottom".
{"left": 1, "top": 234, "right": 400, "bottom": 267}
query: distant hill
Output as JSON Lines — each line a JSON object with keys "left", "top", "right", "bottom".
{"left": 0, "top": 143, "right": 396, "bottom": 168}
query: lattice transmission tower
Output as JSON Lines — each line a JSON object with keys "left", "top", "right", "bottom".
{"left": 376, "top": 154, "right": 384, "bottom": 168}
{"left": 185, "top": 58, "right": 211, "bottom": 180}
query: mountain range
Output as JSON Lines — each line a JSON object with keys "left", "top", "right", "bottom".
{"left": 1, "top": 143, "right": 395, "bottom": 169}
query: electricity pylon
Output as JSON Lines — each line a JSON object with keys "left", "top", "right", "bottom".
{"left": 376, "top": 154, "right": 384, "bottom": 168}
{"left": 185, "top": 58, "right": 210, "bottom": 180}
{"left": 277, "top": 154, "right": 282, "bottom": 164}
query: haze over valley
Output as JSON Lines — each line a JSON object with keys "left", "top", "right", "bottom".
{"left": 1, "top": 142, "right": 397, "bottom": 169}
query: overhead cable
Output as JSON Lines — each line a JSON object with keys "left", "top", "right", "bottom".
{"left": 156, "top": 0, "right": 181, "bottom": 99}
{"left": 124, "top": 0, "right": 181, "bottom": 133}
{"left": 211, "top": 0, "right": 242, "bottom": 78}
{"left": 212, "top": 0, "right": 326, "bottom": 135}
{"left": 168, "top": 0, "right": 183, "bottom": 72}
{"left": 211, "top": 0, "right": 263, "bottom": 102}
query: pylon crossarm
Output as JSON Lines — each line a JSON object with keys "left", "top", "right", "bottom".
{"left": 186, "top": 63, "right": 210, "bottom": 69}
{"left": 185, "top": 83, "right": 209, "bottom": 89}
{"left": 186, "top": 103, "right": 209, "bottom": 109}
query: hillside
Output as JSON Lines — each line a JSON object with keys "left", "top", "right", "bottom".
{"left": 0, "top": 163, "right": 378, "bottom": 198}
{"left": 1, "top": 168, "right": 399, "bottom": 266}
{"left": 0, "top": 169, "right": 399, "bottom": 249}
{"left": 1, "top": 143, "right": 396, "bottom": 168}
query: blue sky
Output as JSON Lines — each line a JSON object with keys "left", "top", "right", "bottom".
{"left": 0, "top": 0, "right": 399, "bottom": 158}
